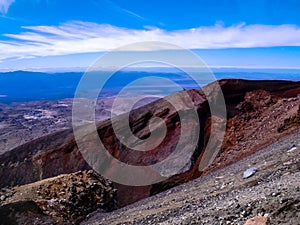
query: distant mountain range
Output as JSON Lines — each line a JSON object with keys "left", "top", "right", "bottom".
{"left": 0, "top": 70, "right": 300, "bottom": 103}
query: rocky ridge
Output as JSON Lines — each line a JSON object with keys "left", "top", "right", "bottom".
{"left": 0, "top": 79, "right": 300, "bottom": 224}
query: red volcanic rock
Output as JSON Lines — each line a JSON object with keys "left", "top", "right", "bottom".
{"left": 1, "top": 79, "right": 300, "bottom": 207}
{"left": 204, "top": 88, "right": 300, "bottom": 175}
{"left": 244, "top": 216, "right": 269, "bottom": 225}
{"left": 0, "top": 130, "right": 90, "bottom": 188}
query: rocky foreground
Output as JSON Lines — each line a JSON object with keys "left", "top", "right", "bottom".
{"left": 83, "top": 128, "right": 300, "bottom": 225}
{"left": 0, "top": 79, "right": 300, "bottom": 224}
{"left": 0, "top": 170, "right": 117, "bottom": 224}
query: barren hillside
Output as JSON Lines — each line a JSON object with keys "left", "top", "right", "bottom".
{"left": 0, "top": 79, "right": 300, "bottom": 224}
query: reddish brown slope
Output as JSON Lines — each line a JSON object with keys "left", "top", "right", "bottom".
{"left": 151, "top": 81, "right": 300, "bottom": 195}
{"left": 0, "top": 79, "right": 300, "bottom": 207}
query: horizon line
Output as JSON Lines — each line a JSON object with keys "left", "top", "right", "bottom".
{"left": 2, "top": 66, "right": 300, "bottom": 73}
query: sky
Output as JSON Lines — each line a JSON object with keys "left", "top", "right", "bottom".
{"left": 0, "top": 0, "right": 300, "bottom": 71}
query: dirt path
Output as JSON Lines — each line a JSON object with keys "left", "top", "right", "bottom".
{"left": 83, "top": 128, "right": 300, "bottom": 225}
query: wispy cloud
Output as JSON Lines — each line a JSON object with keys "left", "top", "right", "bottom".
{"left": 1, "top": 21, "right": 300, "bottom": 61}
{"left": 0, "top": 0, "right": 15, "bottom": 14}
{"left": 103, "top": 0, "right": 146, "bottom": 21}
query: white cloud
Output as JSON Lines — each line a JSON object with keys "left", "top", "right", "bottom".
{"left": 1, "top": 21, "right": 300, "bottom": 61}
{"left": 0, "top": 0, "right": 14, "bottom": 14}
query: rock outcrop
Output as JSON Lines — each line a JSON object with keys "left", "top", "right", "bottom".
{"left": 0, "top": 170, "right": 116, "bottom": 224}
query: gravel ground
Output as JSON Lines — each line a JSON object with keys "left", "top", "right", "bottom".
{"left": 82, "top": 128, "right": 300, "bottom": 225}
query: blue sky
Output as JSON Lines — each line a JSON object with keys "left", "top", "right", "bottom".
{"left": 0, "top": 0, "right": 300, "bottom": 71}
